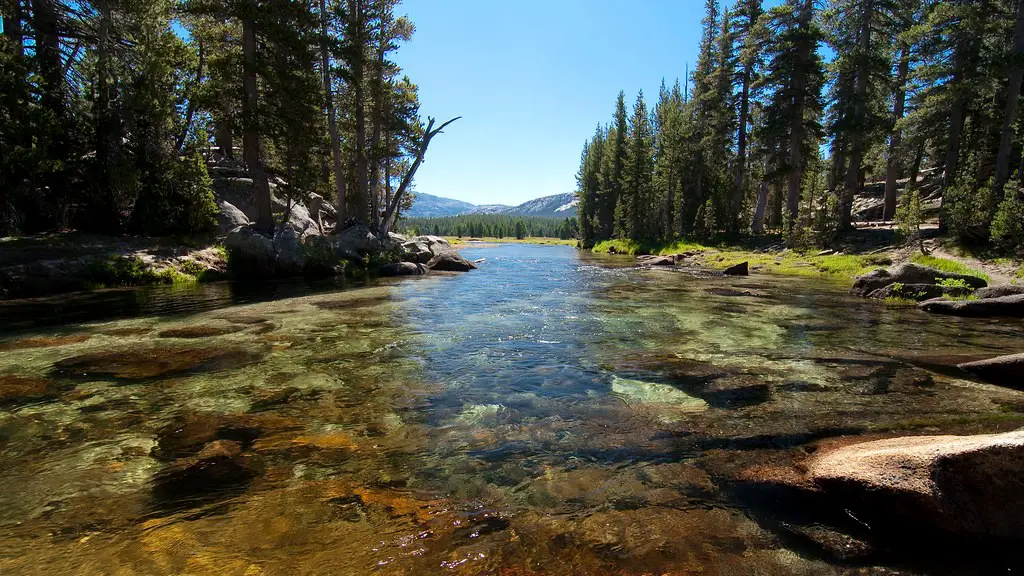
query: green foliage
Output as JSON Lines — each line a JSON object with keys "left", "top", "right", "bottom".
{"left": 936, "top": 278, "right": 972, "bottom": 290}
{"left": 910, "top": 253, "right": 990, "bottom": 282}
{"left": 990, "top": 178, "right": 1024, "bottom": 253}
{"left": 87, "top": 255, "right": 197, "bottom": 289}
{"left": 401, "top": 215, "right": 576, "bottom": 240}
{"left": 895, "top": 187, "right": 925, "bottom": 252}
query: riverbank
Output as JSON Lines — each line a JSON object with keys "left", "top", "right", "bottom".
{"left": 0, "top": 233, "right": 229, "bottom": 300}
{"left": 592, "top": 236, "right": 1018, "bottom": 285}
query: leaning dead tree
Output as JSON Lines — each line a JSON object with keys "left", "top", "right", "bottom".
{"left": 379, "top": 116, "right": 460, "bottom": 236}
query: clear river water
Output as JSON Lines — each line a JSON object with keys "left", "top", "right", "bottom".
{"left": 1, "top": 244, "right": 1023, "bottom": 575}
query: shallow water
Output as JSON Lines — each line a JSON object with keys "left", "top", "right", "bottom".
{"left": 1, "top": 244, "right": 1023, "bottom": 575}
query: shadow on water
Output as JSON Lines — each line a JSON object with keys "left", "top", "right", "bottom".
{"left": 0, "top": 276, "right": 361, "bottom": 332}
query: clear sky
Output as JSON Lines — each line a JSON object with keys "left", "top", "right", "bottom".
{"left": 394, "top": 0, "right": 739, "bottom": 207}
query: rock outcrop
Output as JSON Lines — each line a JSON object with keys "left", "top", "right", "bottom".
{"left": 958, "top": 353, "right": 1024, "bottom": 388}
{"left": 722, "top": 262, "right": 749, "bottom": 276}
{"left": 918, "top": 294, "right": 1024, "bottom": 317}
{"left": 379, "top": 262, "right": 429, "bottom": 277}
{"left": 850, "top": 263, "right": 987, "bottom": 298}
{"left": 974, "top": 285, "right": 1024, "bottom": 299}
{"left": 808, "top": 431, "right": 1024, "bottom": 539}
{"left": 867, "top": 283, "right": 973, "bottom": 302}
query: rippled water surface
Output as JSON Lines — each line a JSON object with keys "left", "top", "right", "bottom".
{"left": 1, "top": 244, "right": 1023, "bottom": 575}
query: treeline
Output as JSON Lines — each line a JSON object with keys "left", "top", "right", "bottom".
{"left": 0, "top": 0, "right": 446, "bottom": 238}
{"left": 400, "top": 214, "right": 579, "bottom": 240}
{"left": 576, "top": 0, "right": 1024, "bottom": 253}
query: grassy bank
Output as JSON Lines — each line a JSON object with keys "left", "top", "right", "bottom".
{"left": 592, "top": 238, "right": 992, "bottom": 282}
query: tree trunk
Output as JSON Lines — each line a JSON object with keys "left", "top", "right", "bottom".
{"left": 94, "top": 0, "right": 120, "bottom": 228}
{"left": 177, "top": 39, "right": 205, "bottom": 152}
{"left": 380, "top": 117, "right": 459, "bottom": 235}
{"left": 368, "top": 30, "right": 387, "bottom": 230}
{"left": 995, "top": 0, "right": 1024, "bottom": 188}
{"left": 942, "top": 0, "right": 987, "bottom": 189}
{"left": 883, "top": 44, "right": 911, "bottom": 220}
{"left": 731, "top": 63, "right": 752, "bottom": 233}
{"left": 909, "top": 141, "right": 925, "bottom": 190}
{"left": 216, "top": 30, "right": 234, "bottom": 160}
{"left": 786, "top": 0, "right": 814, "bottom": 226}
{"left": 34, "top": 0, "right": 63, "bottom": 118}
{"left": 840, "top": 0, "right": 873, "bottom": 231}
{"left": 350, "top": 0, "right": 370, "bottom": 224}
{"left": 752, "top": 180, "right": 770, "bottom": 234}
{"left": 242, "top": 13, "right": 274, "bottom": 235}
{"left": 320, "top": 0, "right": 346, "bottom": 223}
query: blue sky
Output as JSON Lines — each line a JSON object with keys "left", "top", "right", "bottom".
{"left": 394, "top": 0, "right": 743, "bottom": 207}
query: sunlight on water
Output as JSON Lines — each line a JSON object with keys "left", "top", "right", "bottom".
{"left": 0, "top": 245, "right": 1022, "bottom": 575}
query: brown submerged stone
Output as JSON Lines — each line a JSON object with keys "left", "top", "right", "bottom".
{"left": 0, "top": 334, "right": 92, "bottom": 351}
{"left": 157, "top": 325, "right": 246, "bottom": 339}
{"left": 52, "top": 347, "right": 265, "bottom": 381}
{"left": 0, "top": 374, "right": 65, "bottom": 405}
{"left": 313, "top": 295, "right": 392, "bottom": 311}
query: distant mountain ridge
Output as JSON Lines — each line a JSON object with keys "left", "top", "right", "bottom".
{"left": 407, "top": 192, "right": 577, "bottom": 219}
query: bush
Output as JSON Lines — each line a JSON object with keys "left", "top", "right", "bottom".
{"left": 990, "top": 177, "right": 1024, "bottom": 253}
{"left": 896, "top": 187, "right": 925, "bottom": 252}
{"left": 129, "top": 146, "right": 219, "bottom": 236}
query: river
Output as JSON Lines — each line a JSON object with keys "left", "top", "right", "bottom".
{"left": 1, "top": 244, "right": 1022, "bottom": 575}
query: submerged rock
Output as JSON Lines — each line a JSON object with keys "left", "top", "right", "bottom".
{"left": 152, "top": 439, "right": 261, "bottom": 508}
{"left": 958, "top": 353, "right": 1024, "bottom": 388}
{"left": 0, "top": 374, "right": 66, "bottom": 406}
{"left": 157, "top": 324, "right": 246, "bottom": 339}
{"left": 808, "top": 431, "right": 1024, "bottom": 539}
{"left": 850, "top": 263, "right": 987, "bottom": 298}
{"left": 918, "top": 294, "right": 1024, "bottom": 317}
{"left": 52, "top": 347, "right": 264, "bottom": 382}
{"left": 610, "top": 376, "right": 708, "bottom": 412}
{"left": 0, "top": 334, "right": 92, "bottom": 351}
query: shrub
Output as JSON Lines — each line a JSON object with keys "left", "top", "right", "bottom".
{"left": 990, "top": 177, "right": 1024, "bottom": 253}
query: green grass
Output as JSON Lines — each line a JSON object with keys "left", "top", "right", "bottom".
{"left": 910, "top": 253, "right": 990, "bottom": 282}
{"left": 594, "top": 239, "right": 882, "bottom": 280}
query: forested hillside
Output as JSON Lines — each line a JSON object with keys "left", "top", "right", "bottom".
{"left": 575, "top": 0, "right": 1024, "bottom": 255}
{"left": 0, "top": 0, "right": 450, "bottom": 238}
{"left": 400, "top": 214, "right": 578, "bottom": 240}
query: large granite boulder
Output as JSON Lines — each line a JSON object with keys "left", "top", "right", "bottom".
{"left": 808, "top": 431, "right": 1024, "bottom": 539}
{"left": 402, "top": 241, "right": 433, "bottom": 264}
{"left": 379, "top": 262, "right": 429, "bottom": 277}
{"left": 867, "top": 283, "right": 973, "bottom": 301}
{"left": 427, "top": 251, "right": 478, "bottom": 272}
{"left": 217, "top": 200, "right": 250, "bottom": 234}
{"left": 225, "top": 226, "right": 276, "bottom": 278}
{"left": 974, "top": 285, "right": 1024, "bottom": 299}
{"left": 722, "top": 262, "right": 749, "bottom": 276}
{"left": 958, "top": 353, "right": 1024, "bottom": 388}
{"left": 272, "top": 225, "right": 304, "bottom": 275}
{"left": 851, "top": 263, "right": 987, "bottom": 298}
{"left": 331, "top": 224, "right": 381, "bottom": 261}
{"left": 918, "top": 294, "right": 1024, "bottom": 317}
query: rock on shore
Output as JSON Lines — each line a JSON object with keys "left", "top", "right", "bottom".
{"left": 850, "top": 263, "right": 987, "bottom": 299}
{"left": 807, "top": 431, "right": 1024, "bottom": 539}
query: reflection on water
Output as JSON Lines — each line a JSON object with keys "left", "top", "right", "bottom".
{"left": 0, "top": 244, "right": 1023, "bottom": 575}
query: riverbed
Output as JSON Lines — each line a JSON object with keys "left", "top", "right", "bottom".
{"left": 1, "top": 244, "right": 1022, "bottom": 575}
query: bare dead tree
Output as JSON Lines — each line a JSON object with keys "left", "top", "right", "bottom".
{"left": 379, "top": 116, "right": 460, "bottom": 236}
